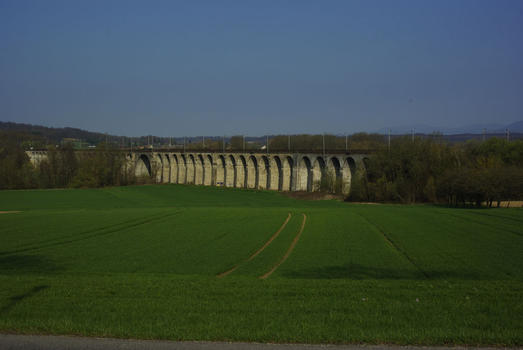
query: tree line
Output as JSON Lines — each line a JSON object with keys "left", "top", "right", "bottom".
{"left": 348, "top": 136, "right": 523, "bottom": 206}
{"left": 0, "top": 131, "right": 143, "bottom": 190}
{"left": 2, "top": 129, "right": 522, "bottom": 207}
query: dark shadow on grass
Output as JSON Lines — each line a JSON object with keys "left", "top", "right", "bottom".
{"left": 281, "top": 263, "right": 486, "bottom": 280}
{"left": 432, "top": 204, "right": 492, "bottom": 210}
{"left": 0, "top": 285, "right": 49, "bottom": 314}
{"left": 0, "top": 254, "right": 63, "bottom": 275}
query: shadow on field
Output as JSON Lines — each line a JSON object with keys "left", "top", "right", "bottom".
{"left": 0, "top": 285, "right": 49, "bottom": 314}
{"left": 282, "top": 263, "right": 483, "bottom": 280}
{"left": 0, "top": 254, "right": 62, "bottom": 274}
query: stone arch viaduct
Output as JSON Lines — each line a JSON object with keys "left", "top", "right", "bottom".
{"left": 25, "top": 150, "right": 369, "bottom": 194}
{"left": 130, "top": 151, "right": 368, "bottom": 194}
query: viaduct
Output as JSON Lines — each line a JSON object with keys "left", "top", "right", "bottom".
{"left": 26, "top": 150, "right": 369, "bottom": 195}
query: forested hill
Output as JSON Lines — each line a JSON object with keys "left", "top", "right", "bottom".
{"left": 0, "top": 121, "right": 113, "bottom": 145}
{"left": 1, "top": 120, "right": 522, "bottom": 150}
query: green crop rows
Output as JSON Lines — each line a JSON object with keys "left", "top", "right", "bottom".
{"left": 0, "top": 185, "right": 522, "bottom": 345}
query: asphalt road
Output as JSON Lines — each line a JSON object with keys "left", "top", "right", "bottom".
{"left": 1, "top": 334, "right": 518, "bottom": 350}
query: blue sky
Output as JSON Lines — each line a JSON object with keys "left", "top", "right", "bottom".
{"left": 1, "top": 0, "right": 522, "bottom": 136}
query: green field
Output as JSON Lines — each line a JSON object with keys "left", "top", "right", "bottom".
{"left": 0, "top": 185, "right": 522, "bottom": 345}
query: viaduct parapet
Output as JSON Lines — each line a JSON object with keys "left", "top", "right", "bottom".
{"left": 26, "top": 150, "right": 369, "bottom": 195}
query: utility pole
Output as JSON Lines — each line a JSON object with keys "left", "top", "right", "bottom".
{"left": 322, "top": 133, "right": 325, "bottom": 157}
{"left": 266, "top": 135, "right": 269, "bottom": 154}
{"left": 388, "top": 129, "right": 391, "bottom": 152}
{"left": 345, "top": 134, "right": 348, "bottom": 152}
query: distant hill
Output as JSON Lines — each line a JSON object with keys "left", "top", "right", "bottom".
{"left": 377, "top": 121, "right": 523, "bottom": 135}
{"left": 504, "top": 121, "right": 523, "bottom": 133}
{"left": 1, "top": 120, "right": 522, "bottom": 148}
{"left": 0, "top": 121, "right": 178, "bottom": 147}
{"left": 0, "top": 121, "right": 111, "bottom": 145}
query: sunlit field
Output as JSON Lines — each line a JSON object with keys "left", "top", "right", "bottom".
{"left": 0, "top": 185, "right": 522, "bottom": 345}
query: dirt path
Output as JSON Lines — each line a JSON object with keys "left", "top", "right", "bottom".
{"left": 217, "top": 213, "right": 292, "bottom": 278}
{"left": 259, "top": 213, "right": 307, "bottom": 279}
{"left": 0, "top": 211, "right": 21, "bottom": 214}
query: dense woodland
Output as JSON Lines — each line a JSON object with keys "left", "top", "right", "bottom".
{"left": 350, "top": 136, "right": 523, "bottom": 207}
{"left": 1, "top": 128, "right": 522, "bottom": 207}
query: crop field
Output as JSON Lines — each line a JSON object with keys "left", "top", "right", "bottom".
{"left": 0, "top": 185, "right": 522, "bottom": 345}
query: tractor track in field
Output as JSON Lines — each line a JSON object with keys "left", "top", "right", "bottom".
{"left": 259, "top": 213, "right": 307, "bottom": 280}
{"left": 439, "top": 210, "right": 523, "bottom": 237}
{"left": 217, "top": 213, "right": 292, "bottom": 278}
{"left": 466, "top": 209, "right": 523, "bottom": 225}
{"left": 1, "top": 214, "right": 166, "bottom": 253}
{"left": 0, "top": 211, "right": 182, "bottom": 256}
{"left": 356, "top": 213, "right": 429, "bottom": 279}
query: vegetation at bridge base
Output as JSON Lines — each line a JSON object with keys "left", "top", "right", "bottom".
{"left": 0, "top": 136, "right": 141, "bottom": 190}
{"left": 350, "top": 136, "right": 523, "bottom": 206}
{"left": 0, "top": 185, "right": 521, "bottom": 345}
{"left": 316, "top": 169, "right": 344, "bottom": 194}
{"left": 0, "top": 131, "right": 37, "bottom": 189}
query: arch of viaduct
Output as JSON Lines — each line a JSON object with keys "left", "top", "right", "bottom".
{"left": 131, "top": 152, "right": 368, "bottom": 194}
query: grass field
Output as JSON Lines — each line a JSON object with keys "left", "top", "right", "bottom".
{"left": 0, "top": 185, "right": 522, "bottom": 345}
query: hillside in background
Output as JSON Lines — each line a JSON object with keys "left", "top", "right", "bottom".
{"left": 376, "top": 120, "right": 523, "bottom": 135}
{"left": 1, "top": 120, "right": 522, "bottom": 149}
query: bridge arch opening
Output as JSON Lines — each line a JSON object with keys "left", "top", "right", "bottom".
{"left": 171, "top": 154, "right": 179, "bottom": 183}
{"left": 346, "top": 157, "right": 356, "bottom": 174}
{"left": 136, "top": 154, "right": 152, "bottom": 178}
{"left": 196, "top": 154, "right": 205, "bottom": 185}
{"left": 180, "top": 155, "right": 187, "bottom": 184}
{"left": 269, "top": 156, "right": 282, "bottom": 191}
{"left": 227, "top": 155, "right": 237, "bottom": 187}
{"left": 163, "top": 154, "right": 171, "bottom": 183}
{"left": 327, "top": 156, "right": 342, "bottom": 193}
{"left": 362, "top": 157, "right": 370, "bottom": 171}
{"left": 238, "top": 155, "right": 247, "bottom": 188}
{"left": 205, "top": 155, "right": 214, "bottom": 186}
{"left": 259, "top": 156, "right": 270, "bottom": 189}
{"left": 312, "top": 156, "right": 326, "bottom": 191}
{"left": 217, "top": 155, "right": 226, "bottom": 186}
{"left": 330, "top": 157, "right": 341, "bottom": 177}
{"left": 156, "top": 154, "right": 164, "bottom": 183}
{"left": 341, "top": 157, "right": 357, "bottom": 195}
{"left": 188, "top": 154, "right": 196, "bottom": 184}
{"left": 247, "top": 155, "right": 258, "bottom": 189}
{"left": 283, "top": 156, "right": 293, "bottom": 191}
{"left": 297, "top": 156, "right": 312, "bottom": 192}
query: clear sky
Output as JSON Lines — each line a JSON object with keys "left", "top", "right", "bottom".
{"left": 1, "top": 0, "right": 522, "bottom": 136}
